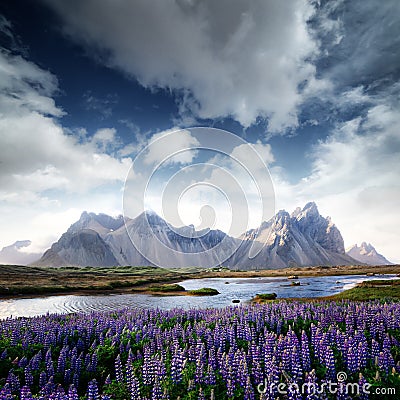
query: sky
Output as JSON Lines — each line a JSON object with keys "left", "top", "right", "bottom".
{"left": 0, "top": 0, "right": 399, "bottom": 263}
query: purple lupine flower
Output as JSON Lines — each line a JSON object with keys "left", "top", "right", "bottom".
{"left": 39, "top": 371, "right": 47, "bottom": 389}
{"left": 301, "top": 330, "right": 311, "bottom": 372}
{"left": 87, "top": 379, "right": 100, "bottom": 400}
{"left": 20, "top": 385, "right": 34, "bottom": 400}
{"left": 287, "top": 382, "right": 302, "bottom": 400}
{"left": 68, "top": 384, "right": 79, "bottom": 400}
{"left": 290, "top": 346, "right": 302, "bottom": 381}
{"left": 64, "top": 368, "right": 71, "bottom": 385}
{"left": 40, "top": 376, "right": 56, "bottom": 397}
{"left": 324, "top": 346, "right": 336, "bottom": 381}
{"left": 130, "top": 375, "right": 141, "bottom": 400}
{"left": 204, "top": 364, "right": 216, "bottom": 385}
{"left": 104, "top": 374, "right": 111, "bottom": 385}
{"left": 226, "top": 378, "right": 235, "bottom": 398}
{"left": 358, "top": 374, "right": 369, "bottom": 400}
{"left": 57, "top": 350, "right": 67, "bottom": 373}
{"left": 90, "top": 352, "right": 98, "bottom": 372}
{"left": 114, "top": 354, "right": 123, "bottom": 383}
{"left": 0, "top": 349, "right": 7, "bottom": 360}
{"left": 194, "top": 358, "right": 204, "bottom": 384}
{"left": 24, "top": 366, "right": 34, "bottom": 387}
{"left": 357, "top": 342, "right": 367, "bottom": 370}
{"left": 151, "top": 378, "right": 163, "bottom": 400}
{"left": 346, "top": 345, "right": 357, "bottom": 374}
{"left": 72, "top": 372, "right": 79, "bottom": 390}
{"left": 18, "top": 356, "right": 28, "bottom": 369}
{"left": 0, "top": 383, "right": 13, "bottom": 399}
{"left": 304, "top": 369, "right": 318, "bottom": 400}
{"left": 49, "top": 384, "right": 66, "bottom": 400}
{"left": 6, "top": 371, "right": 20, "bottom": 393}
{"left": 243, "top": 376, "right": 255, "bottom": 400}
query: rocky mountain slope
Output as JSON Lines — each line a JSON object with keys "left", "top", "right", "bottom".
{"left": 346, "top": 242, "right": 392, "bottom": 265}
{"left": 34, "top": 202, "right": 366, "bottom": 268}
{"left": 104, "top": 211, "right": 237, "bottom": 268}
{"left": 232, "top": 202, "right": 355, "bottom": 268}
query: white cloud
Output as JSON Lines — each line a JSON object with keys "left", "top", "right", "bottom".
{"left": 91, "top": 128, "right": 119, "bottom": 152}
{"left": 42, "top": 0, "right": 323, "bottom": 131}
{"left": 0, "top": 49, "right": 134, "bottom": 253}
{"left": 231, "top": 141, "right": 274, "bottom": 171}
{"left": 143, "top": 129, "right": 200, "bottom": 165}
{"left": 271, "top": 101, "right": 400, "bottom": 263}
{"left": 0, "top": 50, "right": 132, "bottom": 196}
{"left": 204, "top": 141, "right": 275, "bottom": 235}
{"left": 0, "top": 51, "right": 62, "bottom": 116}
{"left": 157, "top": 139, "right": 275, "bottom": 236}
{"left": 123, "top": 129, "right": 276, "bottom": 237}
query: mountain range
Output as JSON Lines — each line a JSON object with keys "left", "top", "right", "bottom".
{"left": 346, "top": 242, "right": 392, "bottom": 266}
{"left": 29, "top": 202, "right": 392, "bottom": 269}
{"left": 0, "top": 240, "right": 42, "bottom": 266}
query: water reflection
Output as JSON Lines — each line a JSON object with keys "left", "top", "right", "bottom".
{"left": 0, "top": 274, "right": 395, "bottom": 319}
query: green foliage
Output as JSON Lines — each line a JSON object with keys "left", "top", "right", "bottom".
{"left": 255, "top": 292, "right": 277, "bottom": 300}
{"left": 102, "top": 380, "right": 129, "bottom": 400}
{"left": 157, "top": 316, "right": 179, "bottom": 330}
{"left": 95, "top": 340, "right": 117, "bottom": 375}
{"left": 188, "top": 287, "right": 220, "bottom": 296}
{"left": 148, "top": 283, "right": 186, "bottom": 292}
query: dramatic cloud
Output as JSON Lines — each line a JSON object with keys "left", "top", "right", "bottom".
{"left": 1, "top": 1, "right": 399, "bottom": 265}
{"left": 0, "top": 51, "right": 132, "bottom": 196}
{"left": 272, "top": 93, "right": 400, "bottom": 263}
{"left": 0, "top": 49, "right": 132, "bottom": 251}
{"left": 43, "top": 0, "right": 321, "bottom": 131}
{"left": 315, "top": 0, "right": 400, "bottom": 90}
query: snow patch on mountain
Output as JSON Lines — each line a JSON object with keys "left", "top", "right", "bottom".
{"left": 34, "top": 203, "right": 373, "bottom": 269}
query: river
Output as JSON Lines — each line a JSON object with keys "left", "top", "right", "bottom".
{"left": 0, "top": 274, "right": 395, "bottom": 319}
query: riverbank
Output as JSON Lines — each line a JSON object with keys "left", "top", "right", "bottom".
{"left": 324, "top": 279, "right": 400, "bottom": 301}
{"left": 252, "top": 279, "right": 400, "bottom": 303}
{"left": 0, "top": 263, "right": 399, "bottom": 299}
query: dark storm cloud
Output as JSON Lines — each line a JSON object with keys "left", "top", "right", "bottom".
{"left": 313, "top": 0, "right": 400, "bottom": 90}
{"left": 41, "top": 0, "right": 322, "bottom": 131}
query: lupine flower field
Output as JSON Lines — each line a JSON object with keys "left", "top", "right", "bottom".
{"left": 0, "top": 301, "right": 400, "bottom": 399}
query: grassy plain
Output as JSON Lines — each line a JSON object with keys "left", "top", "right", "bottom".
{"left": 0, "top": 263, "right": 399, "bottom": 298}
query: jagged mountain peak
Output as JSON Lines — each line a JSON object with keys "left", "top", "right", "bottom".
{"left": 303, "top": 201, "right": 318, "bottom": 211}
{"left": 68, "top": 211, "right": 125, "bottom": 236}
{"left": 359, "top": 242, "right": 374, "bottom": 252}
{"left": 346, "top": 242, "right": 392, "bottom": 265}
{"left": 291, "top": 206, "right": 302, "bottom": 218}
{"left": 128, "top": 210, "right": 170, "bottom": 232}
{"left": 139, "top": 210, "right": 168, "bottom": 224}
{"left": 274, "top": 210, "right": 291, "bottom": 232}
{"left": 7, "top": 240, "right": 32, "bottom": 249}
{"left": 276, "top": 209, "right": 291, "bottom": 220}
{"left": 35, "top": 202, "right": 391, "bottom": 269}
{"left": 295, "top": 201, "right": 319, "bottom": 221}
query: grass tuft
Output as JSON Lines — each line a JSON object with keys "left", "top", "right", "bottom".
{"left": 188, "top": 287, "right": 220, "bottom": 296}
